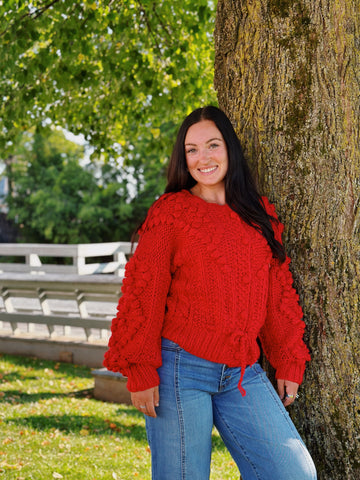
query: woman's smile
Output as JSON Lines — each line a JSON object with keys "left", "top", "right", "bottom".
{"left": 185, "top": 120, "right": 228, "bottom": 196}
{"left": 198, "top": 165, "right": 218, "bottom": 174}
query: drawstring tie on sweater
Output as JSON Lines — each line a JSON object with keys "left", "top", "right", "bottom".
{"left": 238, "top": 364, "right": 247, "bottom": 397}
{"left": 236, "top": 334, "right": 247, "bottom": 397}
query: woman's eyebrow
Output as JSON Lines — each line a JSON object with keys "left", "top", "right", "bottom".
{"left": 185, "top": 137, "right": 223, "bottom": 146}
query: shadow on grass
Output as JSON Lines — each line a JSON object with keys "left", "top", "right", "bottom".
{"left": 4, "top": 402, "right": 230, "bottom": 454}
{"left": 0, "top": 371, "right": 41, "bottom": 382}
{"left": 6, "top": 413, "right": 229, "bottom": 452}
{"left": 0, "top": 388, "right": 95, "bottom": 404}
{"left": 114, "top": 404, "right": 145, "bottom": 418}
{"left": 211, "top": 433, "right": 230, "bottom": 452}
{"left": 5, "top": 413, "right": 147, "bottom": 439}
{"left": 0, "top": 354, "right": 93, "bottom": 379}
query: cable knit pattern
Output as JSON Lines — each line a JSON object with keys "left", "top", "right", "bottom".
{"left": 103, "top": 190, "right": 310, "bottom": 393}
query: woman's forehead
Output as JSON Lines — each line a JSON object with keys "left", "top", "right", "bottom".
{"left": 185, "top": 120, "right": 223, "bottom": 144}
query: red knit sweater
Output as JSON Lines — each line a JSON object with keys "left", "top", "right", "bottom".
{"left": 103, "top": 190, "right": 310, "bottom": 394}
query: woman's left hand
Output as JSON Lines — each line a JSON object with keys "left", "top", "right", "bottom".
{"left": 131, "top": 386, "right": 159, "bottom": 418}
{"left": 277, "top": 379, "right": 299, "bottom": 407}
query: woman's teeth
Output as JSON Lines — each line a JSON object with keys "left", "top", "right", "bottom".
{"left": 199, "top": 166, "right": 217, "bottom": 173}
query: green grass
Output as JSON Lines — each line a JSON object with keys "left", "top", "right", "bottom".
{"left": 0, "top": 354, "right": 239, "bottom": 479}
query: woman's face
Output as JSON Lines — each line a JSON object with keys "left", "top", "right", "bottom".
{"left": 184, "top": 120, "right": 228, "bottom": 190}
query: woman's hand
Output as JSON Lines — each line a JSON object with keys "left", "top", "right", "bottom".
{"left": 277, "top": 379, "right": 299, "bottom": 407}
{"left": 131, "top": 386, "right": 160, "bottom": 418}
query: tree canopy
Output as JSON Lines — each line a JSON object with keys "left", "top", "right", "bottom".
{"left": 0, "top": 1, "right": 217, "bottom": 241}
{"left": 0, "top": 0, "right": 216, "bottom": 158}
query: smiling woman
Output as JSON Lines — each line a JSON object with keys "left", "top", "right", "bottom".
{"left": 184, "top": 120, "right": 228, "bottom": 205}
{"left": 104, "top": 106, "right": 317, "bottom": 480}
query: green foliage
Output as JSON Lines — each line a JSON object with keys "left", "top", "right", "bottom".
{"left": 7, "top": 128, "right": 136, "bottom": 242}
{"left": 0, "top": 1, "right": 216, "bottom": 191}
{"left": 0, "top": 1, "right": 217, "bottom": 241}
{"left": 0, "top": 354, "right": 238, "bottom": 479}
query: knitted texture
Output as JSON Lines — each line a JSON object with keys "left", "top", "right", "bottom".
{"left": 103, "top": 190, "right": 311, "bottom": 393}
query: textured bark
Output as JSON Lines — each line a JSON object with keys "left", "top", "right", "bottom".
{"left": 214, "top": 1, "right": 360, "bottom": 479}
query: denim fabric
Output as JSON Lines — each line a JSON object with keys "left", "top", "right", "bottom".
{"left": 145, "top": 338, "right": 317, "bottom": 480}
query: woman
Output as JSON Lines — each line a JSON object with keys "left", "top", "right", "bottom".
{"left": 104, "top": 106, "right": 317, "bottom": 480}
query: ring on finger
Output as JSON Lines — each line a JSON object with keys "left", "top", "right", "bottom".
{"left": 285, "top": 394, "right": 299, "bottom": 399}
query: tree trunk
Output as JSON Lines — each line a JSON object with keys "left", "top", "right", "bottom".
{"left": 214, "top": 1, "right": 360, "bottom": 479}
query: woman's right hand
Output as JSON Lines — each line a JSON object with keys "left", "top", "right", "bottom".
{"left": 131, "top": 386, "right": 160, "bottom": 418}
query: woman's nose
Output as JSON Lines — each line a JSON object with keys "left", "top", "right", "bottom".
{"left": 199, "top": 147, "right": 210, "bottom": 162}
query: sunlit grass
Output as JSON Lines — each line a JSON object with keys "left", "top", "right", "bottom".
{"left": 0, "top": 354, "right": 238, "bottom": 479}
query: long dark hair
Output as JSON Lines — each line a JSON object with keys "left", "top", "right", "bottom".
{"left": 165, "top": 106, "right": 286, "bottom": 262}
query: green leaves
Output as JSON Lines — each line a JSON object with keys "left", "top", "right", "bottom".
{"left": 6, "top": 128, "right": 135, "bottom": 243}
{"left": 0, "top": 1, "right": 217, "bottom": 242}
{"left": 0, "top": 1, "right": 216, "bottom": 155}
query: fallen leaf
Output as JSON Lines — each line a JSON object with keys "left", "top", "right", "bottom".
{"left": 2, "top": 438, "right": 13, "bottom": 445}
{"left": 0, "top": 461, "right": 19, "bottom": 470}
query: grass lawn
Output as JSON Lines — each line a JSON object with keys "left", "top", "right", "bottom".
{"left": 0, "top": 354, "right": 239, "bottom": 479}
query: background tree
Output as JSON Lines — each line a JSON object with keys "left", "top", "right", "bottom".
{"left": 214, "top": 1, "right": 359, "bottom": 479}
{"left": 8, "top": 128, "right": 136, "bottom": 243}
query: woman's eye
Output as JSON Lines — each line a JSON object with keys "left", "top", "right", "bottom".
{"left": 209, "top": 143, "right": 219, "bottom": 149}
{"left": 186, "top": 148, "right": 196, "bottom": 154}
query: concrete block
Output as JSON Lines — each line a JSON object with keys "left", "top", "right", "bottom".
{"left": 59, "top": 351, "right": 74, "bottom": 363}
{"left": 0, "top": 335, "right": 107, "bottom": 367}
{"left": 92, "top": 368, "right": 131, "bottom": 404}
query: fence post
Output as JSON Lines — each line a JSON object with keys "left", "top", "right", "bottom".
{"left": 26, "top": 253, "right": 42, "bottom": 276}
{"left": 114, "top": 251, "right": 127, "bottom": 276}
{"left": 73, "top": 255, "right": 86, "bottom": 275}
{"left": 1, "top": 287, "right": 19, "bottom": 334}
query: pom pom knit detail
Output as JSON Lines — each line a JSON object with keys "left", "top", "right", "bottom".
{"left": 103, "top": 190, "right": 310, "bottom": 393}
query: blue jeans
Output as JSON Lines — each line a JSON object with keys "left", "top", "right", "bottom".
{"left": 145, "top": 338, "right": 317, "bottom": 480}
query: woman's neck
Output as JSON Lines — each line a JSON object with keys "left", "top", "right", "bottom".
{"left": 190, "top": 184, "right": 226, "bottom": 205}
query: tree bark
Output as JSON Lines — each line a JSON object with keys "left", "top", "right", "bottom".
{"left": 214, "top": 1, "right": 360, "bottom": 479}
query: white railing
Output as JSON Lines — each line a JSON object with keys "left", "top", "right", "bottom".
{"left": 0, "top": 242, "right": 133, "bottom": 276}
{"left": 0, "top": 272, "right": 121, "bottom": 342}
{"left": 0, "top": 243, "right": 133, "bottom": 343}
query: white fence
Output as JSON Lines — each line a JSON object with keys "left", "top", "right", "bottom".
{"left": 0, "top": 243, "right": 132, "bottom": 344}
{"left": 0, "top": 242, "right": 133, "bottom": 275}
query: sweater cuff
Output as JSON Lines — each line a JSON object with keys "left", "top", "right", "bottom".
{"left": 275, "top": 362, "right": 306, "bottom": 385}
{"left": 122, "top": 364, "right": 160, "bottom": 393}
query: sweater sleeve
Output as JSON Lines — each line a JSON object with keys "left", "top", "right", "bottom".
{"left": 103, "top": 194, "right": 175, "bottom": 392}
{"left": 259, "top": 198, "right": 311, "bottom": 385}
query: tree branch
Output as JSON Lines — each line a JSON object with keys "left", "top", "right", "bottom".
{"left": 32, "top": 0, "right": 61, "bottom": 19}
{"left": 151, "top": 3, "right": 173, "bottom": 41}
{"left": 0, "top": 0, "right": 61, "bottom": 37}
{"left": 137, "top": 1, "right": 173, "bottom": 52}
{"left": 137, "top": 1, "right": 163, "bottom": 53}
